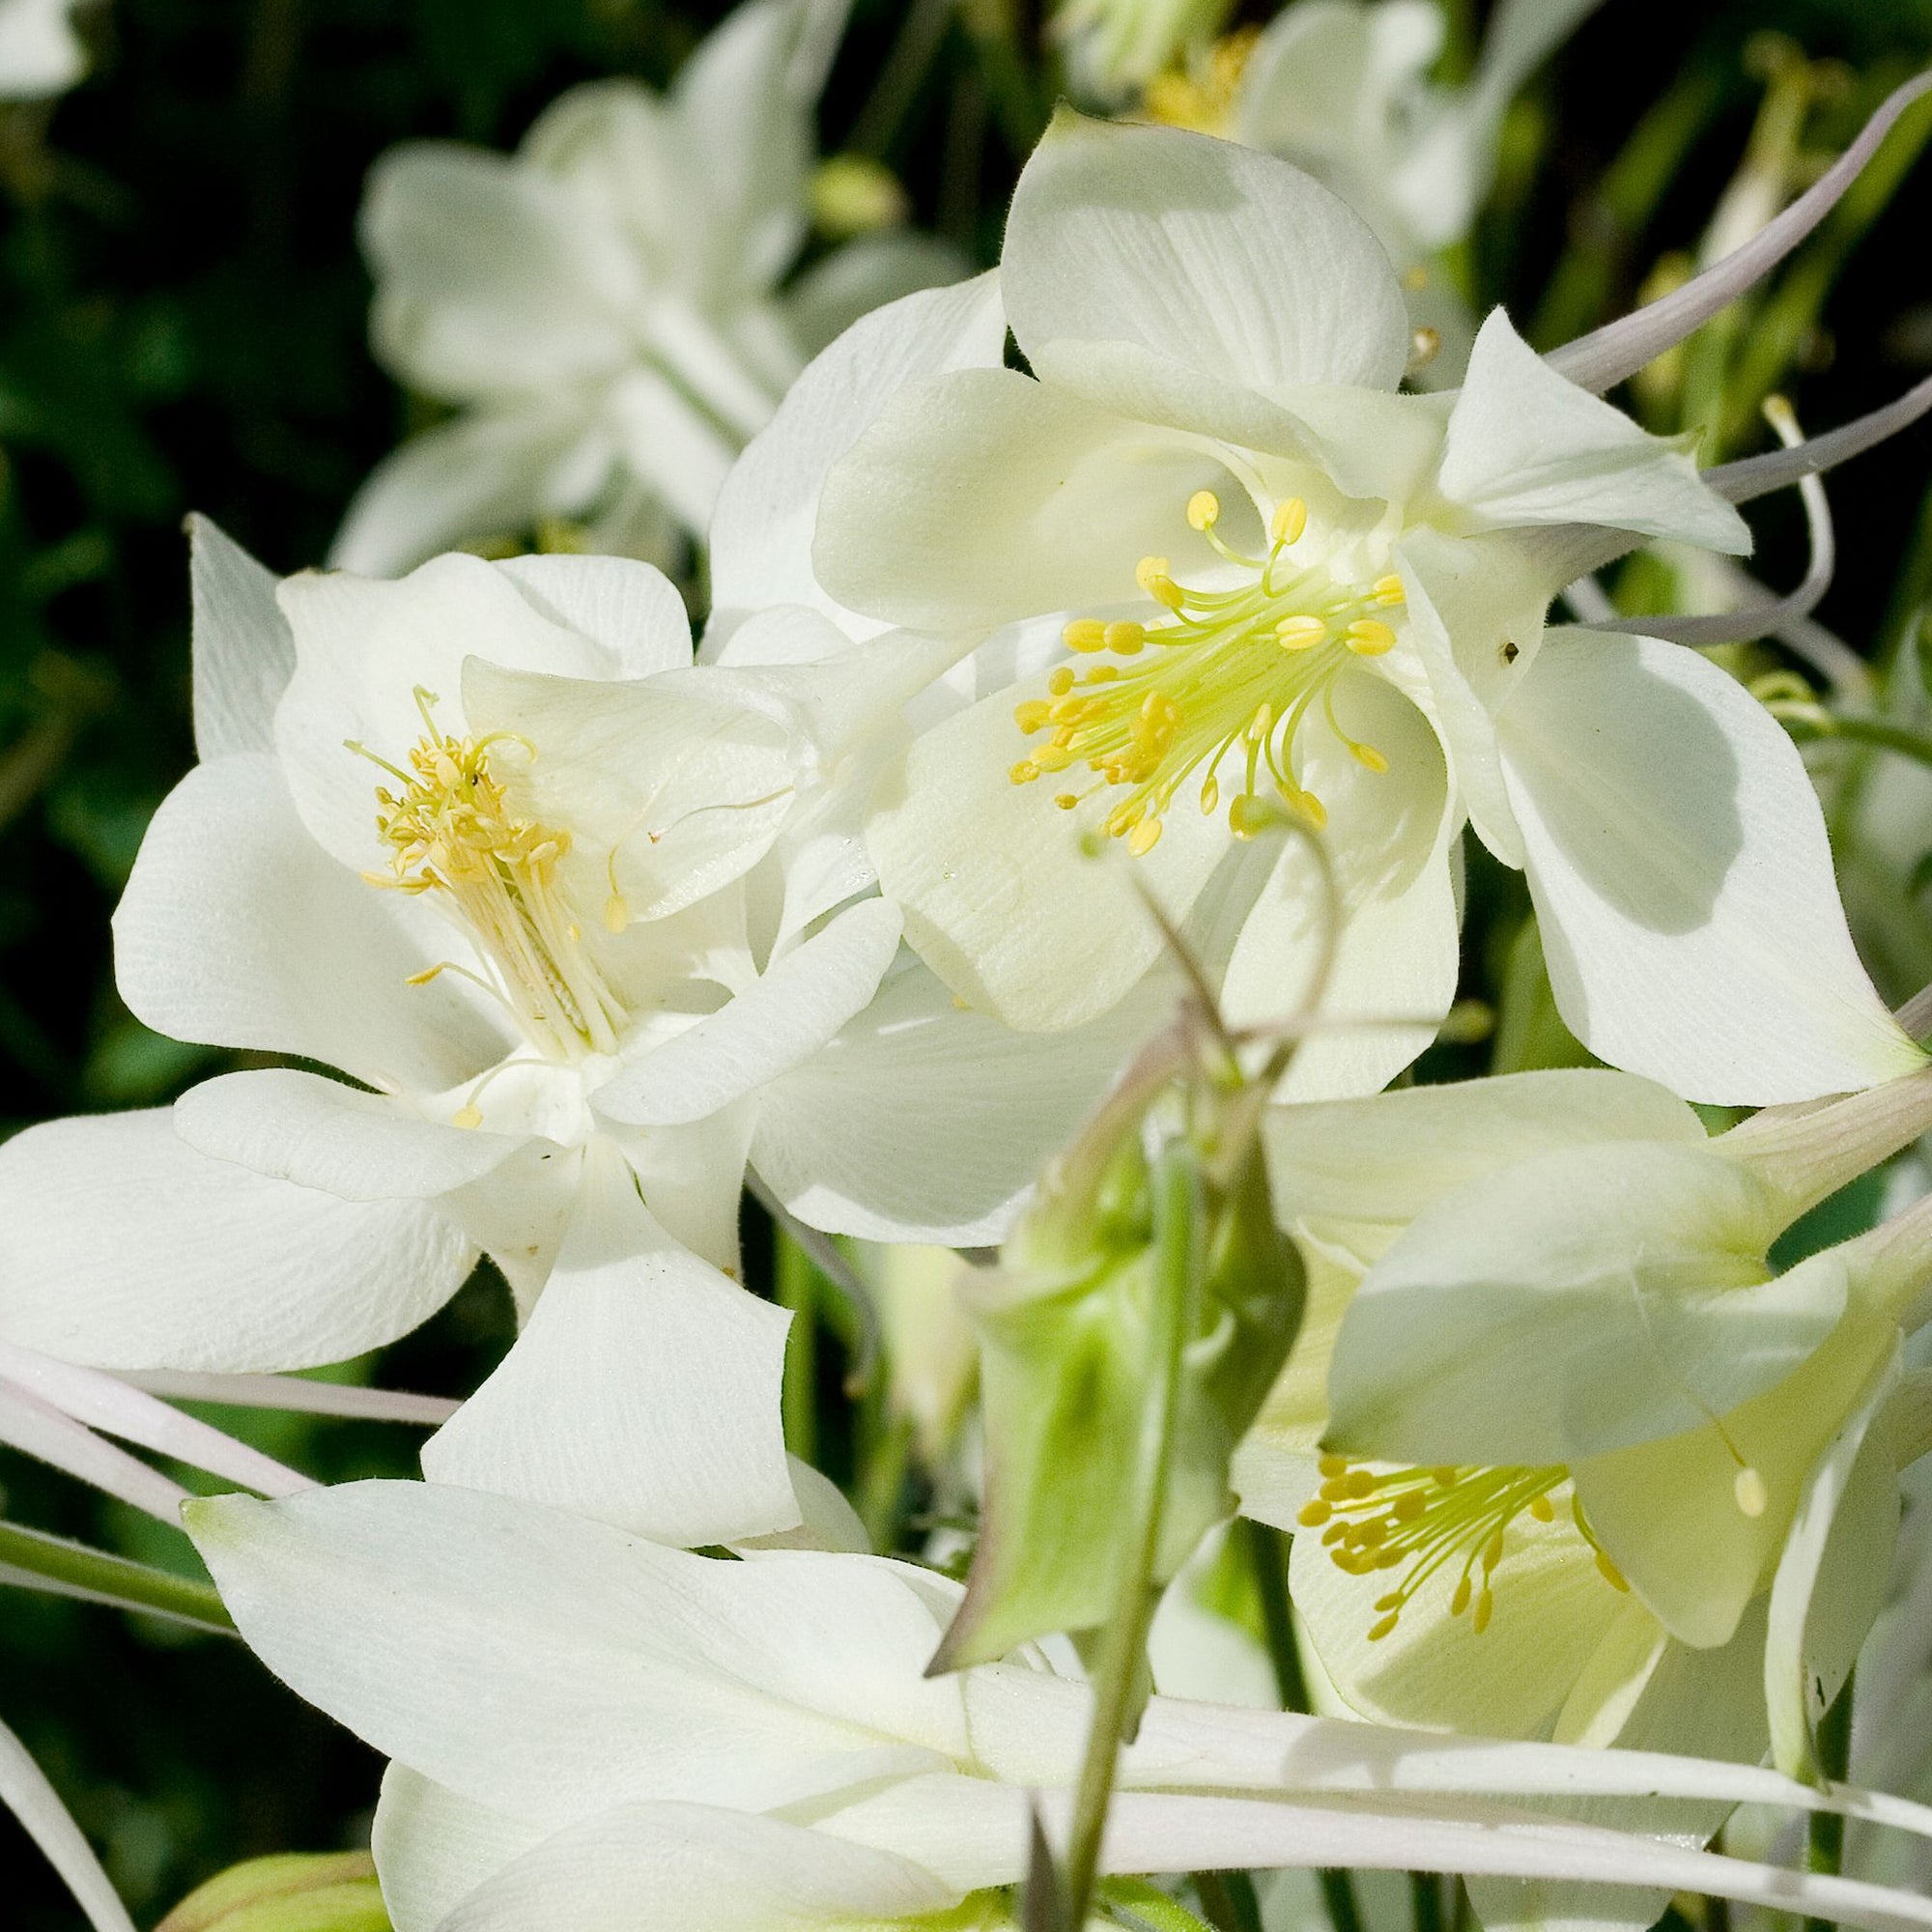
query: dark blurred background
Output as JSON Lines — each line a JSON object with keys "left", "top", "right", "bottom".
{"left": 6, "top": 0, "right": 1932, "bottom": 1921}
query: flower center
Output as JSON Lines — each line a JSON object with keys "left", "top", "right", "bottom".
{"left": 1297, "top": 1454, "right": 1630, "bottom": 1641}
{"left": 1009, "top": 493, "right": 1405, "bottom": 856}
{"left": 352, "top": 689, "right": 630, "bottom": 1073}
{"left": 1142, "top": 27, "right": 1262, "bottom": 138}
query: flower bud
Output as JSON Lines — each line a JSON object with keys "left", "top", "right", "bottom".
{"left": 156, "top": 1853, "right": 387, "bottom": 1932}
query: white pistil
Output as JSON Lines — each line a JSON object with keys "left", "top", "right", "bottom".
{"left": 1009, "top": 493, "right": 1405, "bottom": 853}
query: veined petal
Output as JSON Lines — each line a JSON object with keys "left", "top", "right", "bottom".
{"left": 1325, "top": 1141, "right": 1840, "bottom": 1468}
{"left": 867, "top": 680, "right": 1221, "bottom": 1031}
{"left": 1264, "top": 1067, "right": 1704, "bottom": 1236}
{"left": 707, "top": 273, "right": 1006, "bottom": 648}
{"left": 185, "top": 1481, "right": 971, "bottom": 1826}
{"left": 438, "top": 1800, "right": 964, "bottom": 1932}
{"left": 189, "top": 515, "right": 293, "bottom": 761}
{"left": 274, "top": 554, "right": 618, "bottom": 873}
{"left": 1500, "top": 630, "right": 1926, "bottom": 1104}
{"left": 0, "top": 1110, "right": 472, "bottom": 1373}
{"left": 459, "top": 657, "right": 798, "bottom": 925}
{"left": 327, "top": 408, "right": 593, "bottom": 580}
{"left": 373, "top": 1766, "right": 543, "bottom": 1932}
{"left": 174, "top": 1068, "right": 533, "bottom": 1201}
{"left": 114, "top": 754, "right": 502, "bottom": 1094}
{"left": 813, "top": 368, "right": 1213, "bottom": 634}
{"left": 1439, "top": 310, "right": 1750, "bottom": 553}
{"left": 752, "top": 962, "right": 1158, "bottom": 1246}
{"left": 495, "top": 554, "right": 694, "bottom": 678}
{"left": 421, "top": 1161, "right": 795, "bottom": 1546}
{"left": 596, "top": 899, "right": 902, "bottom": 1127}
{"left": 1004, "top": 113, "right": 1408, "bottom": 414}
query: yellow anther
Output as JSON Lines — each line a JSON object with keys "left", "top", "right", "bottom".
{"left": 1482, "top": 1529, "right": 1506, "bottom": 1573}
{"left": 1344, "top": 1470, "right": 1376, "bottom": 1499}
{"left": 1199, "top": 775, "right": 1219, "bottom": 815}
{"left": 1373, "top": 574, "right": 1406, "bottom": 607}
{"left": 1528, "top": 1494, "right": 1554, "bottom": 1523}
{"left": 1734, "top": 1467, "right": 1768, "bottom": 1519}
{"left": 1352, "top": 743, "right": 1389, "bottom": 774}
{"left": 405, "top": 965, "right": 442, "bottom": 987}
{"left": 1297, "top": 1499, "right": 1332, "bottom": 1528}
{"left": 1014, "top": 699, "right": 1052, "bottom": 734}
{"left": 1186, "top": 490, "right": 1221, "bottom": 531}
{"left": 1127, "top": 815, "right": 1164, "bottom": 857}
{"left": 1318, "top": 1455, "right": 1349, "bottom": 1479}
{"left": 1595, "top": 1550, "right": 1630, "bottom": 1592}
{"left": 1047, "top": 667, "right": 1075, "bottom": 696}
{"left": 1289, "top": 787, "right": 1327, "bottom": 831}
{"left": 1450, "top": 1576, "right": 1472, "bottom": 1617}
{"left": 1276, "top": 614, "right": 1326, "bottom": 651}
{"left": 1009, "top": 759, "right": 1039, "bottom": 784}
{"left": 1086, "top": 664, "right": 1121, "bottom": 683}
{"left": 1104, "top": 622, "right": 1146, "bottom": 655}
{"left": 1392, "top": 1491, "right": 1426, "bottom": 1522}
{"left": 604, "top": 895, "right": 630, "bottom": 934}
{"left": 1432, "top": 1468, "right": 1458, "bottom": 1486}
{"left": 1064, "top": 619, "right": 1109, "bottom": 653}
{"left": 1346, "top": 619, "right": 1398, "bottom": 656}
{"left": 1246, "top": 703, "right": 1273, "bottom": 745}
{"left": 1368, "top": 1613, "right": 1399, "bottom": 1643}
{"left": 1034, "top": 746, "right": 1076, "bottom": 773}
{"left": 1404, "top": 264, "right": 1431, "bottom": 292}
{"left": 1472, "top": 1588, "right": 1494, "bottom": 1634}
{"left": 1053, "top": 793, "right": 1078, "bottom": 810}
{"left": 1270, "top": 497, "right": 1308, "bottom": 546}
{"left": 452, "top": 1103, "right": 483, "bottom": 1130}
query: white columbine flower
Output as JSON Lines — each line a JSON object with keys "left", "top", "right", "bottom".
{"left": 808, "top": 113, "right": 1918, "bottom": 1106}
{"left": 1236, "top": 1067, "right": 1932, "bottom": 1788}
{"left": 185, "top": 1463, "right": 1932, "bottom": 1932}
{"left": 331, "top": 0, "right": 958, "bottom": 577}
{"left": 0, "top": 523, "right": 1137, "bottom": 1546}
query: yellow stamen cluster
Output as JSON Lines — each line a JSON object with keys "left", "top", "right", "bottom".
{"left": 354, "top": 689, "right": 628, "bottom": 1069}
{"left": 1009, "top": 492, "right": 1406, "bottom": 854}
{"left": 1297, "top": 1455, "right": 1629, "bottom": 1642}
{"left": 1141, "top": 27, "right": 1262, "bottom": 137}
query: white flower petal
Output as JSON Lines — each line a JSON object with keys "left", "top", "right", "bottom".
{"left": 440, "top": 1800, "right": 960, "bottom": 1932}
{"left": 327, "top": 409, "right": 592, "bottom": 579}
{"left": 496, "top": 554, "right": 694, "bottom": 678}
{"left": 361, "top": 144, "right": 635, "bottom": 400}
{"left": 1324, "top": 1141, "right": 1840, "bottom": 1468}
{"left": 185, "top": 1481, "right": 970, "bottom": 1826}
{"left": 174, "top": 1068, "right": 532, "bottom": 1201}
{"left": 603, "top": 363, "right": 741, "bottom": 534}
{"left": 1004, "top": 114, "right": 1408, "bottom": 415}
{"left": 0, "top": 1110, "right": 472, "bottom": 1373}
{"left": 596, "top": 899, "right": 901, "bottom": 1128}
{"left": 752, "top": 963, "right": 1158, "bottom": 1245}
{"left": 707, "top": 273, "right": 1006, "bottom": 648}
{"left": 373, "top": 1766, "right": 544, "bottom": 1932}
{"left": 421, "top": 1171, "right": 795, "bottom": 1545}
{"left": 113, "top": 754, "right": 500, "bottom": 1094}
{"left": 1500, "top": 630, "right": 1926, "bottom": 1104}
{"left": 867, "top": 677, "right": 1222, "bottom": 1031}
{"left": 0, "top": 1716, "right": 135, "bottom": 1932}
{"left": 188, "top": 515, "right": 293, "bottom": 761}
{"left": 813, "top": 368, "right": 1213, "bottom": 633}
{"left": 783, "top": 232, "right": 967, "bottom": 361}
{"left": 1440, "top": 311, "right": 1750, "bottom": 552}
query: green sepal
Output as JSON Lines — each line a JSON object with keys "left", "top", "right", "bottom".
{"left": 932, "top": 1083, "right": 1304, "bottom": 1671}
{"left": 156, "top": 1853, "right": 389, "bottom": 1932}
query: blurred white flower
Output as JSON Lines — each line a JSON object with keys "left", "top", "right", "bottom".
{"left": 1056, "top": 0, "right": 1233, "bottom": 102}
{"left": 332, "top": 0, "right": 958, "bottom": 577}
{"left": 0, "top": 0, "right": 84, "bottom": 99}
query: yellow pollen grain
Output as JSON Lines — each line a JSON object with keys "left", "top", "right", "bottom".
{"left": 452, "top": 1103, "right": 483, "bottom": 1130}
{"left": 1009, "top": 759, "right": 1038, "bottom": 784}
{"left": 1373, "top": 574, "right": 1406, "bottom": 607}
{"left": 1734, "top": 1466, "right": 1768, "bottom": 1518}
{"left": 1014, "top": 698, "right": 1052, "bottom": 734}
{"left": 1346, "top": 619, "right": 1397, "bottom": 656}
{"left": 1270, "top": 497, "right": 1308, "bottom": 545}
{"left": 1200, "top": 775, "right": 1219, "bottom": 815}
{"left": 1528, "top": 1494, "right": 1554, "bottom": 1522}
{"left": 1064, "top": 618, "right": 1108, "bottom": 653}
{"left": 1472, "top": 1587, "right": 1494, "bottom": 1634}
{"left": 1368, "top": 1613, "right": 1399, "bottom": 1643}
{"left": 1450, "top": 1576, "right": 1472, "bottom": 1617}
{"left": 1047, "top": 667, "right": 1075, "bottom": 696}
{"left": 1136, "top": 556, "right": 1185, "bottom": 611}
{"left": 1127, "top": 815, "right": 1164, "bottom": 857}
{"left": 1298, "top": 1499, "right": 1331, "bottom": 1527}
{"left": 1277, "top": 614, "right": 1326, "bottom": 651}
{"left": 1053, "top": 793, "right": 1078, "bottom": 810}
{"left": 604, "top": 895, "right": 631, "bottom": 934}
{"left": 1352, "top": 743, "right": 1389, "bottom": 774}
{"left": 1186, "top": 490, "right": 1221, "bottom": 531}
{"left": 1105, "top": 622, "right": 1146, "bottom": 655}
{"left": 1289, "top": 787, "right": 1328, "bottom": 832}
{"left": 1319, "top": 1455, "right": 1349, "bottom": 1479}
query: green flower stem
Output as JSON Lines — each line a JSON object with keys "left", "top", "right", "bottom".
{"left": 1804, "top": 1669, "right": 1856, "bottom": 1932}
{"left": 777, "top": 1231, "right": 820, "bottom": 1468}
{"left": 1194, "top": 1869, "right": 1262, "bottom": 1932}
{"left": 0, "top": 1517, "right": 233, "bottom": 1632}
{"left": 1059, "top": 1142, "right": 1201, "bottom": 1930}
{"left": 1800, "top": 715, "right": 1932, "bottom": 771}
{"left": 1244, "top": 1520, "right": 1363, "bottom": 1932}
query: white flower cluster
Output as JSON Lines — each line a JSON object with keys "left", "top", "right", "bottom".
{"left": 12, "top": 9, "right": 1932, "bottom": 1932}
